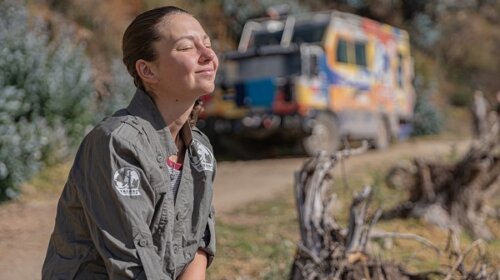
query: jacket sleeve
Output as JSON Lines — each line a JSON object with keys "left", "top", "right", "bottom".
{"left": 76, "top": 131, "right": 167, "bottom": 280}
{"left": 198, "top": 206, "right": 216, "bottom": 266}
{"left": 198, "top": 161, "right": 216, "bottom": 267}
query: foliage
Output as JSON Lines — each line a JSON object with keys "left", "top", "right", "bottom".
{"left": 437, "top": 11, "right": 500, "bottom": 104}
{"left": 411, "top": 90, "right": 443, "bottom": 136}
{"left": 0, "top": 0, "right": 94, "bottom": 200}
{"left": 94, "top": 60, "right": 135, "bottom": 122}
{"left": 448, "top": 87, "right": 474, "bottom": 108}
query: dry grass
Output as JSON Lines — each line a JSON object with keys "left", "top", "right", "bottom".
{"left": 209, "top": 192, "right": 299, "bottom": 280}
{"left": 20, "top": 161, "right": 71, "bottom": 201}
{"left": 208, "top": 157, "right": 500, "bottom": 280}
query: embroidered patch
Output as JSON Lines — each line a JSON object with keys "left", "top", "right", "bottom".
{"left": 112, "top": 167, "right": 141, "bottom": 196}
{"left": 190, "top": 139, "right": 214, "bottom": 172}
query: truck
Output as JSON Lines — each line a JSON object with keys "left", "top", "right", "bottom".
{"left": 199, "top": 10, "right": 416, "bottom": 156}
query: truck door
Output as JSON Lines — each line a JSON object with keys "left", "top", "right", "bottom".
{"left": 297, "top": 44, "right": 329, "bottom": 110}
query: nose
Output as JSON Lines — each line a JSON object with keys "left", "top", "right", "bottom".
{"left": 199, "top": 46, "right": 215, "bottom": 63}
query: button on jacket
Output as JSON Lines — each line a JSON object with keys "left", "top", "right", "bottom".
{"left": 42, "top": 88, "right": 216, "bottom": 280}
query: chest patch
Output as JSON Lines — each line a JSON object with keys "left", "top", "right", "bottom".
{"left": 113, "top": 167, "right": 141, "bottom": 196}
{"left": 190, "top": 139, "right": 214, "bottom": 172}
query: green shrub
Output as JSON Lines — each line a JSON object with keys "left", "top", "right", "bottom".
{"left": 0, "top": 0, "right": 94, "bottom": 200}
{"left": 94, "top": 59, "right": 135, "bottom": 122}
{"left": 411, "top": 91, "right": 443, "bottom": 136}
{"left": 448, "top": 87, "right": 473, "bottom": 107}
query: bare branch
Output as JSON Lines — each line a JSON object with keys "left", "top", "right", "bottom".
{"left": 443, "top": 239, "right": 486, "bottom": 280}
{"left": 369, "top": 230, "right": 440, "bottom": 256}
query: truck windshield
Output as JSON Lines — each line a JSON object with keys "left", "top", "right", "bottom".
{"left": 248, "top": 21, "right": 328, "bottom": 49}
{"left": 252, "top": 30, "right": 284, "bottom": 49}
{"left": 291, "top": 22, "right": 328, "bottom": 44}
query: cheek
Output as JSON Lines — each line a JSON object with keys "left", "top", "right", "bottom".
{"left": 213, "top": 56, "right": 219, "bottom": 72}
{"left": 164, "top": 56, "right": 196, "bottom": 78}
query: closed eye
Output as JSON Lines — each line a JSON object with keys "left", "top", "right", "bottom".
{"left": 177, "top": 46, "right": 194, "bottom": 51}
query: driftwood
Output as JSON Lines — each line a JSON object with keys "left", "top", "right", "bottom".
{"left": 382, "top": 123, "right": 500, "bottom": 241}
{"left": 290, "top": 144, "right": 431, "bottom": 280}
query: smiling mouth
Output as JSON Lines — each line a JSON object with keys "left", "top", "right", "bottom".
{"left": 195, "top": 69, "right": 214, "bottom": 74}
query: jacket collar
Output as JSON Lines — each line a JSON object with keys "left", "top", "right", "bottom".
{"left": 126, "top": 88, "right": 193, "bottom": 149}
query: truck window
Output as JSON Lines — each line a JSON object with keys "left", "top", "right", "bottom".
{"left": 251, "top": 30, "right": 284, "bottom": 49}
{"left": 397, "top": 53, "right": 404, "bottom": 89}
{"left": 336, "top": 39, "right": 348, "bottom": 63}
{"left": 236, "top": 53, "right": 301, "bottom": 81}
{"left": 291, "top": 22, "right": 328, "bottom": 44}
{"left": 354, "top": 42, "right": 367, "bottom": 67}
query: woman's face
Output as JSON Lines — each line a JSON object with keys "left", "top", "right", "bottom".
{"left": 152, "top": 13, "right": 218, "bottom": 99}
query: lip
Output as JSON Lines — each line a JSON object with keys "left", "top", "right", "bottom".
{"left": 195, "top": 69, "right": 214, "bottom": 74}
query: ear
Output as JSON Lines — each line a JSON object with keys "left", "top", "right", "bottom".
{"left": 136, "top": 59, "right": 158, "bottom": 85}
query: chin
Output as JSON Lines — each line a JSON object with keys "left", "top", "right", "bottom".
{"left": 198, "top": 85, "right": 215, "bottom": 95}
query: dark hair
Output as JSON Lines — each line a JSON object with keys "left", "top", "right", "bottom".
{"left": 189, "top": 99, "right": 204, "bottom": 128}
{"left": 122, "top": 6, "right": 189, "bottom": 89}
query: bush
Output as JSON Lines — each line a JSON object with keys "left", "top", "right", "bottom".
{"left": 0, "top": 0, "right": 94, "bottom": 200}
{"left": 448, "top": 87, "right": 473, "bottom": 107}
{"left": 93, "top": 59, "right": 135, "bottom": 122}
{"left": 411, "top": 91, "right": 443, "bottom": 136}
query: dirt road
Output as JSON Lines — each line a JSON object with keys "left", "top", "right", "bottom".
{"left": 0, "top": 138, "right": 468, "bottom": 280}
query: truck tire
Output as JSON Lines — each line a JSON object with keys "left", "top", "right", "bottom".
{"left": 302, "top": 113, "right": 340, "bottom": 156}
{"left": 372, "top": 117, "right": 390, "bottom": 150}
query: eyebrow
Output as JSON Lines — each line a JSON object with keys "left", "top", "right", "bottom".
{"left": 175, "top": 34, "right": 210, "bottom": 42}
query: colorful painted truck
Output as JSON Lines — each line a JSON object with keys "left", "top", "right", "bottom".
{"left": 200, "top": 10, "right": 415, "bottom": 155}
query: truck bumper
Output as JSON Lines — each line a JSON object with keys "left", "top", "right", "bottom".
{"left": 199, "top": 114, "right": 312, "bottom": 140}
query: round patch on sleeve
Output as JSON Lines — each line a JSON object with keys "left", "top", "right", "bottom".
{"left": 190, "top": 139, "right": 214, "bottom": 172}
{"left": 113, "top": 167, "right": 141, "bottom": 196}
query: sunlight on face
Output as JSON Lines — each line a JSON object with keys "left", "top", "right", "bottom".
{"left": 153, "top": 13, "right": 219, "bottom": 100}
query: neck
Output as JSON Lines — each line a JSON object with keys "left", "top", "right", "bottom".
{"left": 149, "top": 90, "right": 194, "bottom": 141}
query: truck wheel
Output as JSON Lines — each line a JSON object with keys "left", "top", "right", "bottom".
{"left": 302, "top": 113, "right": 340, "bottom": 156}
{"left": 372, "top": 117, "right": 390, "bottom": 150}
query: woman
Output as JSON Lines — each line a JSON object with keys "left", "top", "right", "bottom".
{"left": 42, "top": 6, "right": 218, "bottom": 280}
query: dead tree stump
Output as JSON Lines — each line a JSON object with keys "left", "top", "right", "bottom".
{"left": 290, "top": 147, "right": 424, "bottom": 280}
{"left": 383, "top": 127, "right": 500, "bottom": 241}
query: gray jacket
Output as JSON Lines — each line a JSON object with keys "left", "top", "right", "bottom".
{"left": 42, "top": 89, "right": 216, "bottom": 279}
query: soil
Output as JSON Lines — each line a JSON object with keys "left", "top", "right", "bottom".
{"left": 0, "top": 138, "right": 468, "bottom": 280}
